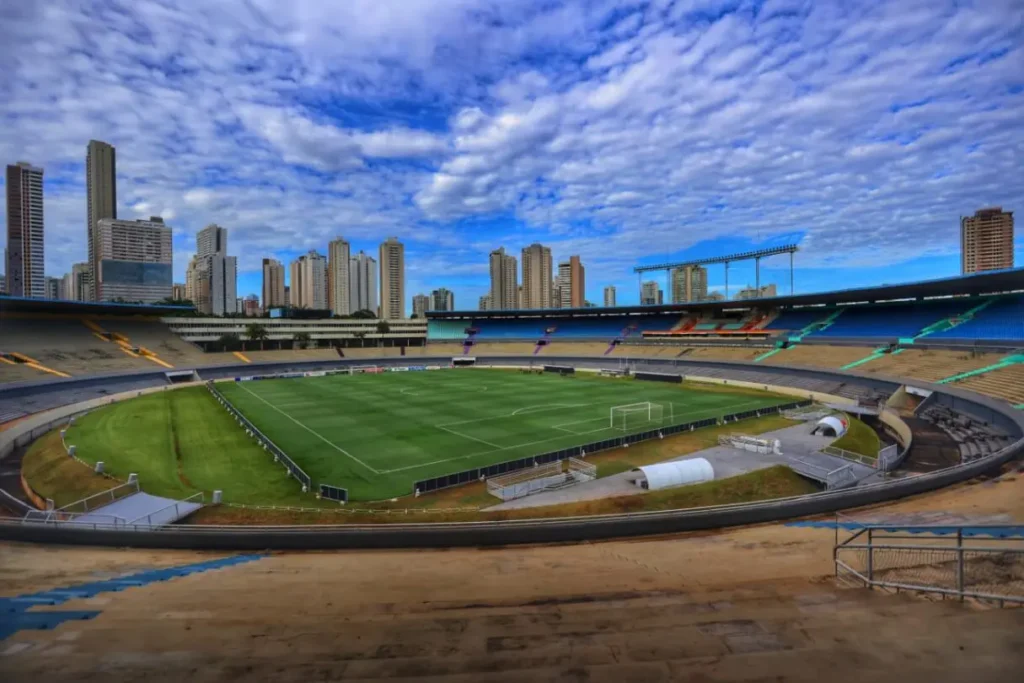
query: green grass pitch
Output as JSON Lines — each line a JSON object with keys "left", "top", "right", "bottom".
{"left": 213, "top": 368, "right": 793, "bottom": 501}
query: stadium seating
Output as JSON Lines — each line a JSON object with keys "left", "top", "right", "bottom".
{"left": 927, "top": 295, "right": 1024, "bottom": 341}
{"left": 856, "top": 349, "right": 1004, "bottom": 382}
{"left": 762, "top": 309, "right": 829, "bottom": 331}
{"left": 810, "top": 300, "right": 971, "bottom": 339}
{"left": 760, "top": 344, "right": 878, "bottom": 368}
{"left": 0, "top": 360, "right": 51, "bottom": 384}
{"left": 426, "top": 319, "right": 467, "bottom": 340}
{"left": 681, "top": 346, "right": 769, "bottom": 362}
{"left": 99, "top": 317, "right": 212, "bottom": 367}
{"left": 459, "top": 314, "right": 682, "bottom": 341}
{"left": 0, "top": 315, "right": 157, "bottom": 376}
{"left": 950, "top": 364, "right": 1024, "bottom": 405}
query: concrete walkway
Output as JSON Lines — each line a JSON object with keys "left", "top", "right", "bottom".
{"left": 486, "top": 423, "right": 870, "bottom": 511}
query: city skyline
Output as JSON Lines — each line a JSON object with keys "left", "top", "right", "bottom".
{"left": 1, "top": 1, "right": 1021, "bottom": 312}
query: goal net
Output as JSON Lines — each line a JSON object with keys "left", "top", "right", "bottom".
{"left": 610, "top": 402, "right": 666, "bottom": 431}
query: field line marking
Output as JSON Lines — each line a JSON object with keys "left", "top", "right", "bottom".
{"left": 380, "top": 397, "right": 781, "bottom": 475}
{"left": 435, "top": 424, "right": 504, "bottom": 449}
{"left": 511, "top": 403, "right": 588, "bottom": 416}
{"left": 233, "top": 382, "right": 380, "bottom": 475}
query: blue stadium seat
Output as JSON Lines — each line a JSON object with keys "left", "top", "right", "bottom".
{"left": 928, "top": 296, "right": 1024, "bottom": 341}
{"left": 810, "top": 300, "right": 969, "bottom": 339}
{"left": 763, "top": 310, "right": 828, "bottom": 331}
{"left": 464, "top": 314, "right": 681, "bottom": 340}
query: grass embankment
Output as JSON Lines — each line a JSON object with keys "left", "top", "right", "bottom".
{"left": 831, "top": 414, "right": 880, "bottom": 460}
{"left": 21, "top": 431, "right": 118, "bottom": 508}
{"left": 187, "top": 465, "right": 818, "bottom": 525}
{"left": 25, "top": 387, "right": 320, "bottom": 507}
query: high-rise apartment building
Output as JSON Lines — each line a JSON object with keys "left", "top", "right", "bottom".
{"left": 193, "top": 224, "right": 236, "bottom": 316}
{"left": 671, "top": 265, "right": 708, "bottom": 303}
{"left": 557, "top": 256, "right": 585, "bottom": 308}
{"left": 962, "top": 207, "right": 1014, "bottom": 274}
{"left": 63, "top": 263, "right": 89, "bottom": 302}
{"left": 185, "top": 256, "right": 208, "bottom": 311}
{"left": 603, "top": 285, "right": 616, "bottom": 307}
{"left": 641, "top": 281, "right": 663, "bottom": 306}
{"left": 489, "top": 247, "right": 518, "bottom": 310}
{"left": 430, "top": 287, "right": 454, "bottom": 312}
{"left": 520, "top": 243, "right": 552, "bottom": 309}
{"left": 290, "top": 251, "right": 328, "bottom": 310}
{"left": 86, "top": 140, "right": 117, "bottom": 300}
{"left": 379, "top": 237, "right": 405, "bottom": 319}
{"left": 349, "top": 251, "right": 378, "bottom": 314}
{"left": 94, "top": 217, "right": 172, "bottom": 303}
{"left": 328, "top": 237, "right": 351, "bottom": 317}
{"left": 412, "top": 293, "right": 430, "bottom": 318}
{"left": 479, "top": 294, "right": 491, "bottom": 311}
{"left": 243, "top": 294, "right": 261, "bottom": 317}
{"left": 45, "top": 276, "right": 61, "bottom": 300}
{"left": 284, "top": 286, "right": 290, "bottom": 308}
{"left": 171, "top": 282, "right": 186, "bottom": 301}
{"left": 5, "top": 162, "right": 45, "bottom": 298}
{"left": 262, "top": 258, "right": 286, "bottom": 309}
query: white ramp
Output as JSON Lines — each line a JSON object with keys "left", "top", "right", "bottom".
{"left": 73, "top": 492, "right": 203, "bottom": 529}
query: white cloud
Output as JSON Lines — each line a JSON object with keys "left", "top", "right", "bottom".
{"left": 0, "top": 0, "right": 1021, "bottom": 308}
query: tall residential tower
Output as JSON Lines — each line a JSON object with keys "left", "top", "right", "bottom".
{"left": 86, "top": 140, "right": 117, "bottom": 300}
{"left": 962, "top": 207, "right": 1014, "bottom": 274}
{"left": 5, "top": 161, "right": 45, "bottom": 298}
{"left": 379, "top": 237, "right": 405, "bottom": 319}
{"left": 328, "top": 237, "right": 351, "bottom": 317}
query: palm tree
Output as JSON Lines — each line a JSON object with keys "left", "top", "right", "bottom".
{"left": 245, "top": 322, "right": 269, "bottom": 350}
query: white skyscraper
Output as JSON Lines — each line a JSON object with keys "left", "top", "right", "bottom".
{"left": 328, "top": 237, "right": 351, "bottom": 317}
{"left": 94, "top": 217, "right": 172, "bottom": 303}
{"left": 603, "top": 285, "right": 616, "bottom": 307}
{"left": 5, "top": 162, "right": 45, "bottom": 298}
{"left": 412, "top": 293, "right": 430, "bottom": 318}
{"left": 194, "top": 224, "right": 237, "bottom": 316}
{"left": 349, "top": 251, "right": 378, "bottom": 314}
{"left": 430, "top": 287, "right": 455, "bottom": 312}
{"left": 290, "top": 250, "right": 328, "bottom": 310}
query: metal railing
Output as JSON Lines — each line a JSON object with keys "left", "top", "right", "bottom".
{"left": 56, "top": 479, "right": 140, "bottom": 515}
{"left": 821, "top": 445, "right": 879, "bottom": 468}
{"left": 835, "top": 523, "right": 1024, "bottom": 606}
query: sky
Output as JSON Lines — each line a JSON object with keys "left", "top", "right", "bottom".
{"left": 1, "top": 0, "right": 1022, "bottom": 312}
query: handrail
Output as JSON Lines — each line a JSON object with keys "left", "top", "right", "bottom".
{"left": 127, "top": 492, "right": 205, "bottom": 527}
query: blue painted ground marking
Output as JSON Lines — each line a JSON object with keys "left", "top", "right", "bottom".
{"left": 0, "top": 553, "right": 267, "bottom": 641}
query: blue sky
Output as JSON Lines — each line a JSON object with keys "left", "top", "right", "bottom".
{"left": 2, "top": 0, "right": 1022, "bottom": 311}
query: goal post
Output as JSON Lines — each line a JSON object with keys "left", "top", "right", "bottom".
{"left": 610, "top": 402, "right": 667, "bottom": 431}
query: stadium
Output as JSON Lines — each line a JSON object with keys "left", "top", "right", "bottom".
{"left": 3, "top": 268, "right": 1024, "bottom": 679}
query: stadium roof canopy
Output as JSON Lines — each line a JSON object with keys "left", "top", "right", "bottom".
{"left": 0, "top": 295, "right": 195, "bottom": 317}
{"left": 426, "top": 268, "right": 1024, "bottom": 320}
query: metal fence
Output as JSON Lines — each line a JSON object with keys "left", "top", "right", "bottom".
{"left": 206, "top": 381, "right": 312, "bottom": 492}
{"left": 835, "top": 524, "right": 1024, "bottom": 606}
{"left": 821, "top": 445, "right": 879, "bottom": 468}
{"left": 414, "top": 400, "right": 812, "bottom": 494}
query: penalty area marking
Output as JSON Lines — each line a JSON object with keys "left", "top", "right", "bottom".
{"left": 385, "top": 397, "right": 778, "bottom": 475}
{"left": 511, "top": 403, "right": 589, "bottom": 416}
{"left": 233, "top": 382, "right": 380, "bottom": 474}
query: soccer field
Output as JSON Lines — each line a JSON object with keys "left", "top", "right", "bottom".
{"left": 217, "top": 369, "right": 793, "bottom": 500}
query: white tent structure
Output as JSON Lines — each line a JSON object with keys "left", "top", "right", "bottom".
{"left": 630, "top": 458, "right": 714, "bottom": 491}
{"left": 813, "top": 415, "right": 849, "bottom": 438}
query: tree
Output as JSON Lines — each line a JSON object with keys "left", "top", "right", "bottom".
{"left": 376, "top": 320, "right": 391, "bottom": 335}
{"left": 293, "top": 331, "right": 312, "bottom": 350}
{"left": 245, "top": 323, "right": 269, "bottom": 350}
{"left": 353, "top": 331, "right": 367, "bottom": 348}
{"left": 351, "top": 309, "right": 376, "bottom": 319}
{"left": 217, "top": 333, "right": 240, "bottom": 352}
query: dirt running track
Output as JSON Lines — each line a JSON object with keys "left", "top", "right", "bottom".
{"left": 2, "top": 472, "right": 1023, "bottom": 682}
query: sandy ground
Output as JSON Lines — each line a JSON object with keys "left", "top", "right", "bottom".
{"left": 1, "top": 469, "right": 1022, "bottom": 682}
